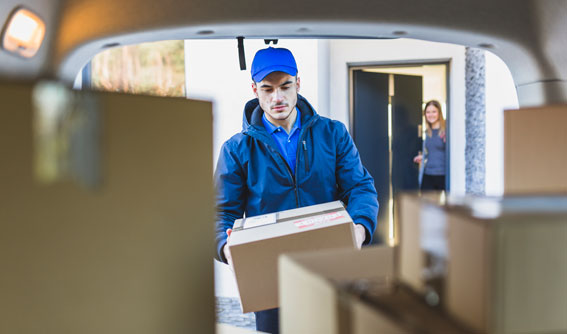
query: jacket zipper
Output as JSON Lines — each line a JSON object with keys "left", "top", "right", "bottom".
{"left": 295, "top": 117, "right": 316, "bottom": 175}
{"left": 294, "top": 118, "right": 317, "bottom": 206}
{"left": 302, "top": 140, "right": 310, "bottom": 172}
{"left": 268, "top": 145, "right": 300, "bottom": 207}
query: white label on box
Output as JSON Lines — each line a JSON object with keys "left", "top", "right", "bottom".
{"left": 294, "top": 211, "right": 344, "bottom": 229}
{"left": 243, "top": 213, "right": 277, "bottom": 229}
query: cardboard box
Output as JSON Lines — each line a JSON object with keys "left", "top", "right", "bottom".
{"left": 397, "top": 192, "right": 446, "bottom": 295}
{"left": 279, "top": 246, "right": 395, "bottom": 334}
{"left": 504, "top": 104, "right": 567, "bottom": 194}
{"left": 280, "top": 194, "right": 567, "bottom": 333}
{"left": 229, "top": 201, "right": 357, "bottom": 313}
{"left": 0, "top": 83, "right": 215, "bottom": 333}
{"left": 444, "top": 196, "right": 567, "bottom": 334}
{"left": 398, "top": 193, "right": 567, "bottom": 333}
{"left": 280, "top": 245, "right": 474, "bottom": 334}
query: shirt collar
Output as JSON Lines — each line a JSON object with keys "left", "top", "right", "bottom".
{"left": 262, "top": 107, "right": 302, "bottom": 135}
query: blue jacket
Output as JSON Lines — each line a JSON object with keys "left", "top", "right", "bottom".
{"left": 214, "top": 95, "right": 379, "bottom": 261}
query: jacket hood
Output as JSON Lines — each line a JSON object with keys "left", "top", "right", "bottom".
{"left": 242, "top": 94, "right": 318, "bottom": 131}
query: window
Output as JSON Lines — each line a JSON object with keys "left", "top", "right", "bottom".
{"left": 90, "top": 40, "right": 185, "bottom": 97}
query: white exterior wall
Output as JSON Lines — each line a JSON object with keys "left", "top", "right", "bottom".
{"left": 485, "top": 51, "right": 519, "bottom": 196}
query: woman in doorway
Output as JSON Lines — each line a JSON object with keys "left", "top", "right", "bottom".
{"left": 413, "top": 100, "right": 446, "bottom": 191}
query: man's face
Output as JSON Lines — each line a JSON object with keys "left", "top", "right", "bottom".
{"left": 252, "top": 71, "right": 300, "bottom": 126}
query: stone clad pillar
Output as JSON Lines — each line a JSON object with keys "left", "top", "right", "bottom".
{"left": 465, "top": 47, "right": 486, "bottom": 195}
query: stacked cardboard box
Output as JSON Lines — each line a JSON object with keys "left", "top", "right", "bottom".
{"left": 398, "top": 193, "right": 567, "bottom": 333}
{"left": 279, "top": 193, "right": 567, "bottom": 333}
{"left": 279, "top": 245, "right": 473, "bottom": 334}
{"left": 444, "top": 196, "right": 567, "bottom": 333}
{"left": 279, "top": 246, "right": 395, "bottom": 334}
{"left": 504, "top": 104, "right": 567, "bottom": 194}
{"left": 397, "top": 192, "right": 446, "bottom": 295}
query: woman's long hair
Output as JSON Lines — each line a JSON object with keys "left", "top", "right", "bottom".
{"left": 424, "top": 100, "right": 445, "bottom": 138}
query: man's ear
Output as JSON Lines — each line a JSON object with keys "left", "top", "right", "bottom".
{"left": 296, "top": 76, "right": 301, "bottom": 93}
{"left": 252, "top": 82, "right": 259, "bottom": 98}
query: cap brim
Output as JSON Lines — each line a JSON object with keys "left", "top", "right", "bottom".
{"left": 252, "top": 65, "right": 298, "bottom": 82}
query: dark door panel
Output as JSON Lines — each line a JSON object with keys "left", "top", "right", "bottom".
{"left": 392, "top": 74, "right": 422, "bottom": 193}
{"left": 352, "top": 70, "right": 389, "bottom": 243}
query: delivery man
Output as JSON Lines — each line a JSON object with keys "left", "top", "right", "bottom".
{"left": 214, "top": 46, "right": 379, "bottom": 333}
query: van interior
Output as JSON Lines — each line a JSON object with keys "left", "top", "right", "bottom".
{"left": 1, "top": 0, "right": 566, "bottom": 333}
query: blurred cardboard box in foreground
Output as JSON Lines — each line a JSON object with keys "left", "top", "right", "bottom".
{"left": 398, "top": 192, "right": 567, "bottom": 333}
{"left": 279, "top": 246, "right": 395, "bottom": 334}
{"left": 279, "top": 243, "right": 474, "bottom": 334}
{"left": 443, "top": 196, "right": 567, "bottom": 333}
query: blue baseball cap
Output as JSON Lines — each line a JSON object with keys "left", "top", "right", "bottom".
{"left": 251, "top": 47, "right": 298, "bottom": 82}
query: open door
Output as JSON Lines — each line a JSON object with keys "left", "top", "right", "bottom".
{"left": 392, "top": 73, "right": 422, "bottom": 193}
{"left": 352, "top": 70, "right": 423, "bottom": 244}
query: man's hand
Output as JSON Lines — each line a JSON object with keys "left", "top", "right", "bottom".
{"left": 223, "top": 229, "right": 234, "bottom": 270}
{"left": 354, "top": 224, "right": 366, "bottom": 249}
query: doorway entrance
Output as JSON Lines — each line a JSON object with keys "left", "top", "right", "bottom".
{"left": 349, "top": 62, "right": 449, "bottom": 245}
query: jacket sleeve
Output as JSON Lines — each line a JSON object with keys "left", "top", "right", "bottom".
{"left": 334, "top": 122, "right": 379, "bottom": 244}
{"left": 214, "top": 141, "right": 247, "bottom": 262}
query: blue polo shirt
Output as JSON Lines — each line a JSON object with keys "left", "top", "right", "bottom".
{"left": 262, "top": 108, "right": 302, "bottom": 175}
